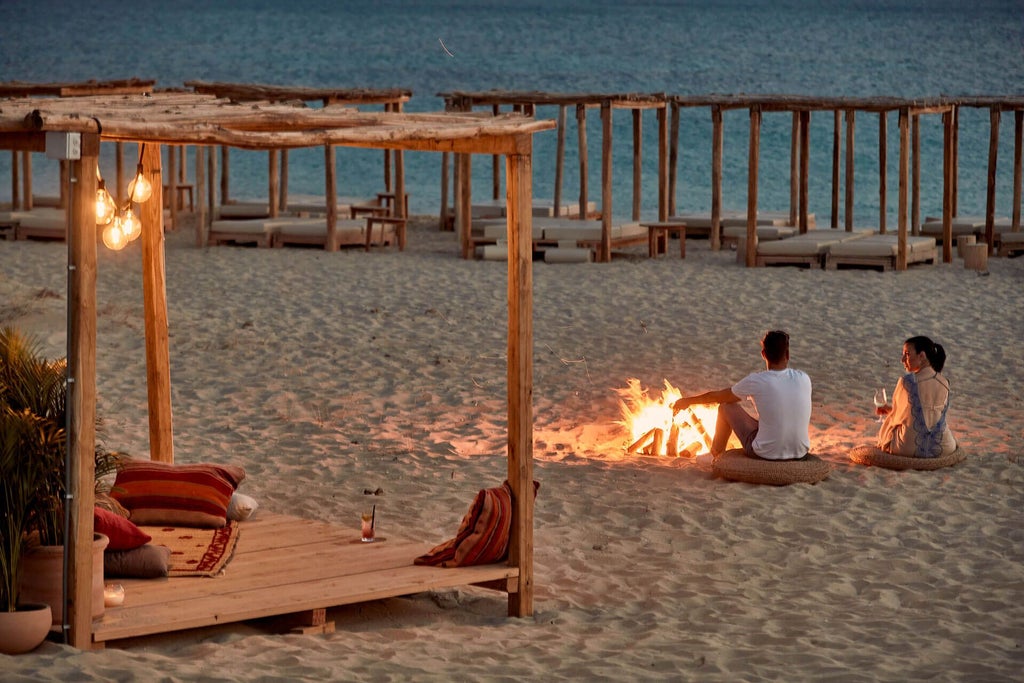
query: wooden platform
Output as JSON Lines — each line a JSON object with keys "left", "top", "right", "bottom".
{"left": 91, "top": 513, "right": 519, "bottom": 647}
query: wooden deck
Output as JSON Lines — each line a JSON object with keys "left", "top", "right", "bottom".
{"left": 91, "top": 513, "right": 519, "bottom": 647}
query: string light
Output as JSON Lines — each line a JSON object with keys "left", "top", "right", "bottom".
{"left": 102, "top": 144, "right": 151, "bottom": 251}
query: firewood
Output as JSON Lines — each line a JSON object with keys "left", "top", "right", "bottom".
{"left": 627, "top": 427, "right": 657, "bottom": 454}
{"left": 666, "top": 424, "right": 680, "bottom": 457}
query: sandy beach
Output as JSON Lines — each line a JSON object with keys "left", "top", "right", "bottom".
{"left": 1, "top": 216, "right": 1021, "bottom": 681}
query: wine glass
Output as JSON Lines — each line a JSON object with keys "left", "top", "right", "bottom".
{"left": 872, "top": 387, "right": 888, "bottom": 422}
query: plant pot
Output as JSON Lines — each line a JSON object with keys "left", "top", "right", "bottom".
{"left": 0, "top": 603, "right": 52, "bottom": 654}
{"left": 19, "top": 533, "right": 109, "bottom": 626}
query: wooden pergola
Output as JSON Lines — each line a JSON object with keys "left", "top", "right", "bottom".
{"left": 182, "top": 81, "right": 414, "bottom": 245}
{"left": 0, "top": 90, "right": 554, "bottom": 648}
{"left": 668, "top": 94, "right": 1024, "bottom": 267}
{"left": 438, "top": 90, "right": 669, "bottom": 262}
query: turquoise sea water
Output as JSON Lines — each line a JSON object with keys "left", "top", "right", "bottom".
{"left": 2, "top": 0, "right": 1022, "bottom": 222}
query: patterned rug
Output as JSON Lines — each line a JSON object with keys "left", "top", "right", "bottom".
{"left": 143, "top": 522, "right": 241, "bottom": 577}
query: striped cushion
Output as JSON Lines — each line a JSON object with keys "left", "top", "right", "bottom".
{"left": 111, "top": 459, "right": 246, "bottom": 528}
{"left": 414, "top": 480, "right": 538, "bottom": 568}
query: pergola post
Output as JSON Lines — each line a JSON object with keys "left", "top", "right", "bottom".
{"left": 439, "top": 152, "right": 450, "bottom": 230}
{"left": 898, "top": 108, "right": 909, "bottom": 271}
{"left": 845, "top": 110, "right": 855, "bottom": 231}
{"left": 984, "top": 106, "right": 1000, "bottom": 252}
{"left": 942, "top": 110, "right": 954, "bottom": 262}
{"left": 745, "top": 105, "right": 761, "bottom": 267}
{"left": 553, "top": 104, "right": 566, "bottom": 217}
{"left": 669, "top": 100, "right": 680, "bottom": 218}
{"left": 879, "top": 112, "right": 888, "bottom": 234}
{"left": 658, "top": 105, "right": 668, "bottom": 221}
{"left": 576, "top": 104, "right": 588, "bottom": 223}
{"left": 505, "top": 146, "right": 534, "bottom": 618}
{"left": 632, "top": 108, "right": 642, "bottom": 221}
{"left": 790, "top": 112, "right": 799, "bottom": 226}
{"left": 600, "top": 100, "right": 612, "bottom": 262}
{"left": 912, "top": 114, "right": 921, "bottom": 235}
{"left": 325, "top": 144, "right": 337, "bottom": 252}
{"left": 799, "top": 110, "right": 810, "bottom": 233}
{"left": 140, "top": 143, "right": 174, "bottom": 463}
{"left": 66, "top": 133, "right": 100, "bottom": 649}
{"left": 831, "top": 111, "right": 840, "bottom": 228}
{"left": 711, "top": 105, "right": 723, "bottom": 250}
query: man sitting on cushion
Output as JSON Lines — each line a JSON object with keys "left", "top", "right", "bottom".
{"left": 672, "top": 329, "right": 812, "bottom": 460}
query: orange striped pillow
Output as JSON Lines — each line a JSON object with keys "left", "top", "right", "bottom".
{"left": 414, "top": 480, "right": 538, "bottom": 568}
{"left": 111, "top": 459, "right": 246, "bottom": 529}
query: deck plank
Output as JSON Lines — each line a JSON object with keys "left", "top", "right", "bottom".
{"left": 93, "top": 513, "right": 516, "bottom": 645}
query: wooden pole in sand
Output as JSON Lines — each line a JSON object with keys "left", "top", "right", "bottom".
{"left": 459, "top": 152, "right": 473, "bottom": 259}
{"left": 207, "top": 145, "right": 217, "bottom": 226}
{"left": 831, "top": 111, "right": 840, "bottom": 228}
{"left": 942, "top": 109, "right": 954, "bottom": 262}
{"left": 799, "top": 110, "right": 810, "bottom": 232}
{"left": 66, "top": 133, "right": 99, "bottom": 648}
{"left": 745, "top": 105, "right": 762, "bottom": 267}
{"left": 952, "top": 106, "right": 960, "bottom": 216}
{"left": 21, "top": 150, "right": 32, "bottom": 210}
{"left": 325, "top": 144, "right": 337, "bottom": 252}
{"left": 669, "top": 100, "right": 680, "bottom": 217}
{"left": 492, "top": 104, "right": 501, "bottom": 200}
{"left": 1013, "top": 110, "right": 1023, "bottom": 231}
{"left": 984, "top": 106, "right": 1000, "bottom": 253}
{"left": 167, "top": 146, "right": 178, "bottom": 230}
{"left": 878, "top": 112, "right": 887, "bottom": 234}
{"left": 439, "top": 152, "right": 450, "bottom": 230}
{"left": 898, "top": 107, "right": 909, "bottom": 271}
{"left": 194, "top": 146, "right": 207, "bottom": 248}
{"left": 658, "top": 105, "right": 668, "bottom": 221}
{"left": 220, "top": 146, "right": 230, "bottom": 205}
{"left": 632, "top": 108, "right": 642, "bottom": 221}
{"left": 9, "top": 151, "right": 17, "bottom": 210}
{"left": 140, "top": 143, "right": 174, "bottom": 463}
{"left": 600, "top": 100, "right": 612, "bottom": 262}
{"left": 115, "top": 142, "right": 125, "bottom": 206}
{"left": 279, "top": 149, "right": 289, "bottom": 213}
{"left": 554, "top": 104, "right": 566, "bottom": 217}
{"left": 577, "top": 104, "right": 588, "bottom": 222}
{"left": 912, "top": 114, "right": 921, "bottom": 235}
{"left": 711, "top": 105, "right": 723, "bottom": 250}
{"left": 267, "top": 150, "right": 279, "bottom": 218}
{"left": 505, "top": 145, "right": 534, "bottom": 618}
{"left": 790, "top": 112, "right": 799, "bottom": 226}
{"left": 845, "top": 110, "right": 855, "bottom": 231}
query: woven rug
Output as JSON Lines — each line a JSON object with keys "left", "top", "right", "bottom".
{"left": 142, "top": 522, "right": 241, "bottom": 577}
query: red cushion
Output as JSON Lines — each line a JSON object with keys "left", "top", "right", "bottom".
{"left": 94, "top": 506, "right": 151, "bottom": 551}
{"left": 414, "top": 480, "right": 538, "bottom": 568}
{"left": 111, "top": 459, "right": 246, "bottom": 528}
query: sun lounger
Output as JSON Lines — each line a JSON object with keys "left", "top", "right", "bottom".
{"left": 920, "top": 216, "right": 988, "bottom": 242}
{"left": 470, "top": 217, "right": 646, "bottom": 259}
{"left": 273, "top": 218, "right": 398, "bottom": 250}
{"left": 753, "top": 228, "right": 872, "bottom": 268}
{"left": 668, "top": 211, "right": 813, "bottom": 240}
{"left": 207, "top": 217, "right": 304, "bottom": 247}
{"left": 721, "top": 224, "right": 797, "bottom": 248}
{"left": 995, "top": 225, "right": 1024, "bottom": 256}
{"left": 825, "top": 233, "right": 937, "bottom": 271}
{"left": 469, "top": 198, "right": 597, "bottom": 219}
{"left": 0, "top": 207, "right": 67, "bottom": 241}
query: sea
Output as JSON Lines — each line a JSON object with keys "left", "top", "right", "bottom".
{"left": 2, "top": 0, "right": 1022, "bottom": 223}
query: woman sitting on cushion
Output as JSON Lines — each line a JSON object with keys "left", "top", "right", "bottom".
{"left": 876, "top": 335, "right": 957, "bottom": 458}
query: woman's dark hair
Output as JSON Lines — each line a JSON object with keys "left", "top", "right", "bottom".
{"left": 906, "top": 335, "right": 946, "bottom": 372}
{"left": 762, "top": 330, "right": 790, "bottom": 364}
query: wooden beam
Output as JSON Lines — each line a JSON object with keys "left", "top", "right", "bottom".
{"left": 553, "top": 105, "right": 566, "bottom": 216}
{"left": 799, "top": 110, "right": 810, "bottom": 232}
{"left": 577, "top": 104, "right": 588, "bottom": 224}
{"left": 67, "top": 136, "right": 100, "bottom": 649}
{"left": 942, "top": 111, "right": 954, "bottom": 262}
{"left": 658, "top": 106, "right": 668, "bottom": 221}
{"left": 952, "top": 106, "right": 960, "bottom": 216}
{"left": 632, "top": 108, "right": 642, "bottom": 221}
{"left": 458, "top": 153, "right": 472, "bottom": 259}
{"left": 505, "top": 150, "right": 534, "bottom": 618}
{"left": 220, "top": 146, "right": 230, "bottom": 205}
{"left": 745, "top": 106, "right": 761, "bottom": 267}
{"left": 898, "top": 108, "right": 909, "bottom": 271}
{"left": 324, "top": 144, "right": 337, "bottom": 252}
{"left": 831, "top": 111, "right": 840, "bottom": 228}
{"left": 267, "top": 150, "right": 279, "bottom": 218}
{"left": 711, "top": 106, "right": 723, "bottom": 250}
{"left": 845, "top": 110, "right": 855, "bottom": 231}
{"left": 194, "top": 146, "right": 207, "bottom": 248}
{"left": 1014, "top": 110, "right": 1023, "bottom": 231}
{"left": 912, "top": 114, "right": 921, "bottom": 235}
{"left": 439, "top": 152, "right": 450, "bottom": 230}
{"left": 167, "top": 146, "right": 178, "bottom": 231}
{"left": 790, "top": 113, "right": 799, "bottom": 226}
{"left": 669, "top": 101, "right": 680, "bottom": 217}
{"left": 600, "top": 101, "right": 612, "bottom": 262}
{"left": 879, "top": 112, "right": 887, "bottom": 234}
{"left": 984, "top": 107, "right": 1000, "bottom": 252}
{"left": 279, "top": 149, "right": 289, "bottom": 212}
{"left": 141, "top": 144, "right": 174, "bottom": 463}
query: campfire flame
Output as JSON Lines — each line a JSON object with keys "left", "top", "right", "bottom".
{"left": 616, "top": 378, "right": 733, "bottom": 457}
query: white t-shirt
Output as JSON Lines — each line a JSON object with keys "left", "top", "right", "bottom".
{"left": 732, "top": 368, "right": 812, "bottom": 460}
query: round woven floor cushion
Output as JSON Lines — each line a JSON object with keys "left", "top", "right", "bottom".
{"left": 712, "top": 449, "right": 831, "bottom": 485}
{"left": 849, "top": 445, "right": 965, "bottom": 471}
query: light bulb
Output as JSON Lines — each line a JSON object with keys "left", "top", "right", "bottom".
{"left": 121, "top": 208, "right": 142, "bottom": 242}
{"left": 128, "top": 165, "right": 152, "bottom": 203}
{"left": 96, "top": 182, "right": 117, "bottom": 226}
{"left": 102, "top": 220, "right": 127, "bottom": 250}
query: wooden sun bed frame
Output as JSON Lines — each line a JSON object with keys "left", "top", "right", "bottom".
{"left": 754, "top": 229, "right": 872, "bottom": 269}
{"left": 825, "top": 234, "right": 938, "bottom": 271}
{"left": 469, "top": 217, "right": 647, "bottom": 259}
{"left": 91, "top": 512, "right": 518, "bottom": 647}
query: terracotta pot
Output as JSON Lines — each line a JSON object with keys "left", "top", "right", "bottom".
{"left": 0, "top": 603, "right": 52, "bottom": 654}
{"left": 19, "top": 533, "right": 109, "bottom": 625}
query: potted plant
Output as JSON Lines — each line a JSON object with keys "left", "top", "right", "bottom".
{"left": 0, "top": 326, "right": 117, "bottom": 627}
{"left": 0, "top": 406, "right": 55, "bottom": 653}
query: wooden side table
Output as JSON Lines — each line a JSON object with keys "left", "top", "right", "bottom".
{"left": 641, "top": 221, "right": 686, "bottom": 258}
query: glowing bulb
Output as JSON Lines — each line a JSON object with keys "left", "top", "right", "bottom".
{"left": 95, "top": 182, "right": 117, "bottom": 226}
{"left": 127, "top": 165, "right": 152, "bottom": 203}
{"left": 121, "top": 208, "right": 142, "bottom": 242}
{"left": 101, "top": 220, "right": 128, "bottom": 250}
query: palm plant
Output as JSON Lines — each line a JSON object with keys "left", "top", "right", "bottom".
{"left": 0, "top": 327, "right": 118, "bottom": 549}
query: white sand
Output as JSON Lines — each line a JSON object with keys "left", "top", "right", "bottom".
{"left": 1, "top": 218, "right": 1022, "bottom": 681}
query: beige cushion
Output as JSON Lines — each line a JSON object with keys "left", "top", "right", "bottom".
{"left": 723, "top": 225, "right": 796, "bottom": 241}
{"left": 829, "top": 234, "right": 936, "bottom": 258}
{"left": 542, "top": 221, "right": 644, "bottom": 242}
{"left": 757, "top": 229, "right": 869, "bottom": 256}
{"left": 921, "top": 218, "right": 986, "bottom": 236}
{"left": 849, "top": 445, "right": 965, "bottom": 471}
{"left": 712, "top": 449, "right": 831, "bottom": 485}
{"left": 216, "top": 202, "right": 270, "bottom": 219}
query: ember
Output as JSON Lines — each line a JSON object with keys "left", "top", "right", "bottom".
{"left": 616, "top": 378, "right": 736, "bottom": 457}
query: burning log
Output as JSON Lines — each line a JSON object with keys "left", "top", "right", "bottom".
{"left": 685, "top": 408, "right": 715, "bottom": 452}
{"left": 627, "top": 427, "right": 658, "bottom": 454}
{"left": 650, "top": 428, "right": 664, "bottom": 456}
{"left": 679, "top": 440, "right": 703, "bottom": 458}
{"left": 666, "top": 424, "right": 680, "bottom": 457}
